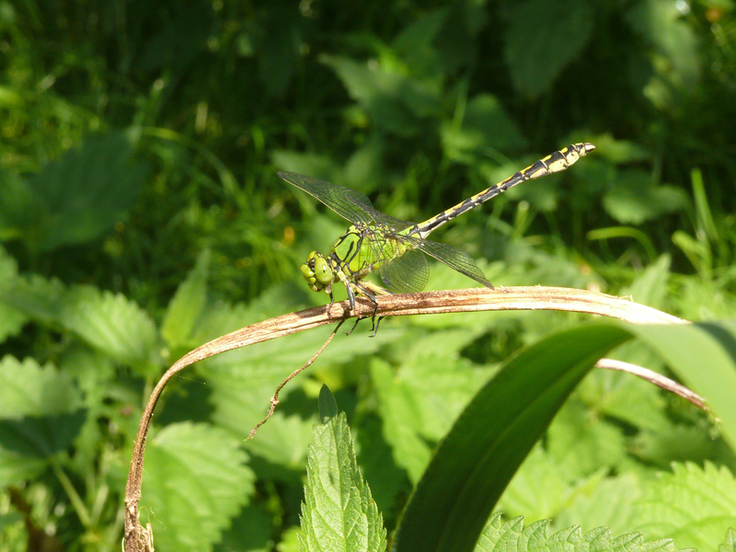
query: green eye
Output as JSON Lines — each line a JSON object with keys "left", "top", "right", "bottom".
{"left": 312, "top": 256, "right": 333, "bottom": 285}
{"left": 300, "top": 263, "right": 316, "bottom": 283}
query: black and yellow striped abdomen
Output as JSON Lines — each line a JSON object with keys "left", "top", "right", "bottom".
{"left": 411, "top": 143, "right": 594, "bottom": 240}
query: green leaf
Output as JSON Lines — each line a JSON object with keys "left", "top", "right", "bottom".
{"left": 603, "top": 171, "right": 688, "bottom": 224}
{"left": 0, "top": 273, "right": 67, "bottom": 328}
{"left": 371, "top": 330, "right": 493, "bottom": 482}
{"left": 391, "top": 323, "right": 632, "bottom": 552}
{"left": 202, "top": 300, "right": 400, "bottom": 467}
{"left": 0, "top": 356, "right": 83, "bottom": 417}
{"left": 318, "top": 384, "right": 338, "bottom": 423}
{"left": 474, "top": 513, "right": 678, "bottom": 552}
{"left": 299, "top": 395, "right": 386, "bottom": 552}
{"left": 24, "top": 131, "right": 149, "bottom": 252}
{"left": 631, "top": 462, "right": 736, "bottom": 550}
{"left": 61, "top": 286, "right": 159, "bottom": 373}
{"left": 440, "top": 94, "right": 527, "bottom": 164}
{"left": 0, "top": 247, "right": 26, "bottom": 342}
{"left": 0, "top": 356, "right": 85, "bottom": 459}
{"left": 161, "top": 248, "right": 210, "bottom": 350}
{"left": 627, "top": 321, "right": 736, "bottom": 452}
{"left": 320, "top": 55, "right": 440, "bottom": 137}
{"left": 391, "top": 8, "right": 449, "bottom": 75}
{"left": 720, "top": 528, "right": 736, "bottom": 552}
{"left": 0, "top": 170, "right": 42, "bottom": 241}
{"left": 0, "top": 410, "right": 86, "bottom": 457}
{"left": 370, "top": 358, "right": 432, "bottom": 483}
{"left": 390, "top": 320, "right": 736, "bottom": 552}
{"left": 0, "top": 447, "right": 47, "bottom": 487}
{"left": 501, "top": 0, "right": 594, "bottom": 97}
{"left": 142, "top": 422, "right": 255, "bottom": 552}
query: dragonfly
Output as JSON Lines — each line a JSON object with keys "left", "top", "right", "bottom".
{"left": 280, "top": 143, "right": 594, "bottom": 333}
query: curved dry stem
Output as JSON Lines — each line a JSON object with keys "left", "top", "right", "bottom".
{"left": 596, "top": 358, "right": 706, "bottom": 410}
{"left": 123, "top": 285, "right": 688, "bottom": 551}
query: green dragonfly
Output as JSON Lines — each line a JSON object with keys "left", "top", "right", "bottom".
{"left": 280, "top": 143, "right": 594, "bottom": 330}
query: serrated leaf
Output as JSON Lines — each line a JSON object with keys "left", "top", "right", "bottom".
{"left": 61, "top": 285, "right": 159, "bottom": 372}
{"left": 0, "top": 357, "right": 85, "bottom": 460}
{"left": 0, "top": 273, "right": 67, "bottom": 327}
{"left": 371, "top": 330, "right": 493, "bottom": 481}
{"left": 0, "top": 410, "right": 86, "bottom": 457}
{"left": 501, "top": 0, "right": 593, "bottom": 97}
{"left": 161, "top": 249, "right": 210, "bottom": 350}
{"left": 554, "top": 473, "right": 644, "bottom": 536}
{"left": 0, "top": 356, "right": 83, "bottom": 417}
{"left": 476, "top": 513, "right": 678, "bottom": 552}
{"left": 631, "top": 462, "right": 736, "bottom": 550}
{"left": 202, "top": 312, "right": 398, "bottom": 466}
{"left": 299, "top": 390, "right": 386, "bottom": 552}
{"left": 25, "top": 131, "right": 148, "bottom": 252}
{"left": 719, "top": 528, "right": 736, "bottom": 552}
{"left": 142, "top": 422, "right": 255, "bottom": 552}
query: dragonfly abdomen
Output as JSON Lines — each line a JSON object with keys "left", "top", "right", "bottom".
{"left": 413, "top": 143, "right": 594, "bottom": 239}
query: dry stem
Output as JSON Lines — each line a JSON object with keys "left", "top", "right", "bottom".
{"left": 124, "top": 286, "right": 688, "bottom": 551}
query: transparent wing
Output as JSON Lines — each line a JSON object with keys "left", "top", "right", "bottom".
{"left": 417, "top": 240, "right": 494, "bottom": 288}
{"left": 279, "top": 171, "right": 415, "bottom": 234}
{"left": 279, "top": 171, "right": 377, "bottom": 225}
{"left": 378, "top": 245, "right": 429, "bottom": 294}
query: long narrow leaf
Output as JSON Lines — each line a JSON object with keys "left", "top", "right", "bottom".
{"left": 391, "top": 323, "right": 633, "bottom": 552}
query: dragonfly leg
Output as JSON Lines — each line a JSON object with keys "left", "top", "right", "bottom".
{"left": 369, "top": 316, "right": 385, "bottom": 338}
{"left": 352, "top": 282, "right": 380, "bottom": 336}
{"left": 344, "top": 317, "right": 362, "bottom": 336}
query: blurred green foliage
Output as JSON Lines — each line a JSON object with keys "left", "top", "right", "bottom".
{"left": 1, "top": 0, "right": 736, "bottom": 550}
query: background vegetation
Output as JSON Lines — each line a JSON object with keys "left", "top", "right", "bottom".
{"left": 1, "top": 0, "right": 736, "bottom": 550}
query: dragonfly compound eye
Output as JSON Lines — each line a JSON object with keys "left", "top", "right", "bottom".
{"left": 312, "top": 255, "right": 334, "bottom": 286}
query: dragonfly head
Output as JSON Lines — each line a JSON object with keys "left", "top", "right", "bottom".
{"left": 301, "top": 251, "right": 335, "bottom": 293}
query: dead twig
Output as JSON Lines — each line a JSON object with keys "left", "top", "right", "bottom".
{"left": 124, "top": 285, "right": 688, "bottom": 552}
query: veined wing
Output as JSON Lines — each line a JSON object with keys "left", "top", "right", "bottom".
{"left": 377, "top": 242, "right": 430, "bottom": 294}
{"left": 279, "top": 171, "right": 415, "bottom": 233}
{"left": 418, "top": 239, "right": 493, "bottom": 289}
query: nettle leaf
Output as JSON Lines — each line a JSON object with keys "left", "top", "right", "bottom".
{"left": 142, "top": 422, "right": 255, "bottom": 552}
{"left": 200, "top": 299, "right": 400, "bottom": 467}
{"left": 475, "top": 513, "right": 678, "bottom": 552}
{"left": 371, "top": 329, "right": 493, "bottom": 482}
{"left": 0, "top": 273, "right": 67, "bottom": 327}
{"left": 0, "top": 275, "right": 159, "bottom": 373}
{"left": 26, "top": 130, "right": 148, "bottom": 252}
{"left": 631, "top": 462, "right": 736, "bottom": 550}
{"left": 721, "top": 528, "right": 736, "bottom": 552}
{"left": 299, "top": 387, "right": 386, "bottom": 552}
{"left": 0, "top": 356, "right": 83, "bottom": 417}
{"left": 501, "top": 0, "right": 593, "bottom": 98}
{"left": 0, "top": 357, "right": 85, "bottom": 472}
{"left": 61, "top": 285, "right": 159, "bottom": 373}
